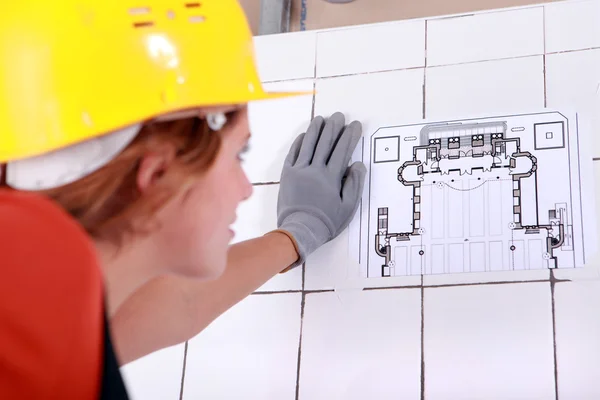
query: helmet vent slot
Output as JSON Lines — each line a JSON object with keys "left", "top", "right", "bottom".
{"left": 128, "top": 7, "right": 151, "bottom": 15}
{"left": 133, "top": 21, "right": 155, "bottom": 28}
{"left": 189, "top": 15, "right": 206, "bottom": 23}
{"left": 185, "top": 2, "right": 201, "bottom": 8}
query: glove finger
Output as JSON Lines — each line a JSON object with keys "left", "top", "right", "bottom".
{"left": 283, "top": 132, "right": 306, "bottom": 168}
{"left": 340, "top": 162, "right": 367, "bottom": 223}
{"left": 296, "top": 116, "right": 325, "bottom": 167}
{"left": 328, "top": 120, "right": 362, "bottom": 178}
{"left": 313, "top": 112, "right": 345, "bottom": 165}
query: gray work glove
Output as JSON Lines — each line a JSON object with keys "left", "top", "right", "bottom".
{"left": 276, "top": 112, "right": 367, "bottom": 270}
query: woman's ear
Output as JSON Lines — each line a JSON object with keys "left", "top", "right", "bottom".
{"left": 136, "top": 146, "right": 176, "bottom": 193}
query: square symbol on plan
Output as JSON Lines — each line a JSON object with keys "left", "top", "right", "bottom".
{"left": 534, "top": 121, "right": 565, "bottom": 150}
{"left": 374, "top": 136, "right": 400, "bottom": 163}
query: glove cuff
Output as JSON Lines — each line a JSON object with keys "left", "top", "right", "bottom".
{"left": 278, "top": 213, "right": 331, "bottom": 270}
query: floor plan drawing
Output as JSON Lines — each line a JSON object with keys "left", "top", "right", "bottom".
{"left": 349, "top": 111, "right": 588, "bottom": 278}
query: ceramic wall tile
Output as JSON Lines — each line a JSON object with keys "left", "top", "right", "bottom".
{"left": 545, "top": 0, "right": 600, "bottom": 53}
{"left": 427, "top": 7, "right": 544, "bottom": 66}
{"left": 554, "top": 280, "right": 600, "bottom": 398}
{"left": 232, "top": 184, "right": 303, "bottom": 292}
{"left": 299, "top": 289, "right": 422, "bottom": 399}
{"left": 254, "top": 32, "right": 317, "bottom": 82}
{"left": 121, "top": 343, "right": 185, "bottom": 400}
{"left": 183, "top": 293, "right": 302, "bottom": 400}
{"left": 305, "top": 68, "right": 423, "bottom": 290}
{"left": 546, "top": 49, "right": 600, "bottom": 158}
{"left": 423, "top": 282, "right": 556, "bottom": 399}
{"left": 246, "top": 80, "right": 314, "bottom": 184}
{"left": 426, "top": 56, "right": 545, "bottom": 119}
{"left": 316, "top": 20, "right": 426, "bottom": 77}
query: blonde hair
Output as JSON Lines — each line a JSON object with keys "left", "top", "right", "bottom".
{"left": 39, "top": 117, "right": 221, "bottom": 244}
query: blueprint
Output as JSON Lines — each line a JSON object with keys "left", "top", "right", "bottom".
{"left": 349, "top": 110, "right": 593, "bottom": 278}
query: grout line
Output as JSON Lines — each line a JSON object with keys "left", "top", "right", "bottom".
{"left": 303, "top": 288, "right": 335, "bottom": 294}
{"left": 262, "top": 76, "right": 316, "bottom": 85}
{"left": 252, "top": 289, "right": 303, "bottom": 295}
{"left": 178, "top": 341, "right": 189, "bottom": 400}
{"left": 423, "top": 277, "right": 550, "bottom": 289}
{"left": 543, "top": 54, "right": 548, "bottom": 108}
{"left": 294, "top": 292, "right": 307, "bottom": 400}
{"left": 316, "top": 65, "right": 425, "bottom": 81}
{"left": 423, "top": 20, "right": 428, "bottom": 120}
{"left": 550, "top": 270, "right": 560, "bottom": 400}
{"left": 363, "top": 285, "right": 422, "bottom": 291}
{"left": 310, "top": 79, "right": 316, "bottom": 120}
{"left": 252, "top": 181, "right": 280, "bottom": 186}
{"left": 546, "top": 46, "right": 600, "bottom": 56}
{"left": 302, "top": 261, "right": 306, "bottom": 291}
{"left": 310, "top": 31, "right": 318, "bottom": 120}
{"left": 300, "top": 277, "right": 554, "bottom": 295}
{"left": 420, "top": 276, "right": 426, "bottom": 400}
{"left": 427, "top": 53, "right": 543, "bottom": 69}
{"left": 542, "top": 5, "right": 548, "bottom": 108}
{"left": 543, "top": 5, "right": 547, "bottom": 55}
{"left": 260, "top": 47, "right": 600, "bottom": 86}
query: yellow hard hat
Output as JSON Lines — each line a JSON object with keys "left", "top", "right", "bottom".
{"left": 0, "top": 0, "right": 303, "bottom": 163}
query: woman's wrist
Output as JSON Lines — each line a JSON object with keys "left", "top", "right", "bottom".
{"left": 264, "top": 229, "right": 301, "bottom": 273}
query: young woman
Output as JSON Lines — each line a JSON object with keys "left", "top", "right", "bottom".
{"left": 0, "top": 0, "right": 366, "bottom": 397}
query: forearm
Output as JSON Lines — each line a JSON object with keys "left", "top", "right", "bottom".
{"left": 111, "top": 231, "right": 298, "bottom": 364}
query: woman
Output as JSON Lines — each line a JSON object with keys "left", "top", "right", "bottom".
{"left": 0, "top": 0, "right": 366, "bottom": 397}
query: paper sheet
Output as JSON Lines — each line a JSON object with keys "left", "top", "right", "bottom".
{"left": 349, "top": 109, "right": 597, "bottom": 278}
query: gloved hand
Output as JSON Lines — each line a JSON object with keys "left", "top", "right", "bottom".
{"left": 276, "top": 112, "right": 367, "bottom": 270}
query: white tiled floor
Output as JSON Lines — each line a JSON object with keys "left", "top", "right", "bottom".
{"left": 426, "top": 56, "right": 545, "bottom": 119}
{"left": 423, "top": 282, "right": 556, "bottom": 399}
{"left": 315, "top": 20, "right": 425, "bottom": 78}
{"left": 120, "top": 343, "right": 185, "bottom": 400}
{"left": 183, "top": 293, "right": 302, "bottom": 400}
{"left": 299, "top": 289, "right": 422, "bottom": 399}
{"left": 554, "top": 280, "right": 600, "bottom": 398}
{"left": 427, "top": 7, "right": 544, "bottom": 67}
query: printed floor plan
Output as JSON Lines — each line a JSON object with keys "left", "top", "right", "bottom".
{"left": 350, "top": 111, "right": 588, "bottom": 278}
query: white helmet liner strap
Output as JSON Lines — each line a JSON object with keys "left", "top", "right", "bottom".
{"left": 6, "top": 125, "right": 141, "bottom": 191}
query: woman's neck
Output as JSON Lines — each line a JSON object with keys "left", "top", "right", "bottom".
{"left": 95, "top": 238, "right": 161, "bottom": 317}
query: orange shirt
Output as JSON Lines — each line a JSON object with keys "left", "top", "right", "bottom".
{"left": 0, "top": 189, "right": 104, "bottom": 399}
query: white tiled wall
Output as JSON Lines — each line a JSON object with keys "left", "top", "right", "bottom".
{"left": 546, "top": 49, "right": 600, "bottom": 158}
{"left": 554, "top": 280, "right": 600, "bottom": 398}
{"left": 313, "top": 68, "right": 425, "bottom": 130}
{"left": 427, "top": 7, "right": 544, "bottom": 66}
{"left": 423, "top": 283, "right": 556, "bottom": 399}
{"left": 124, "top": 1, "right": 600, "bottom": 398}
{"left": 316, "top": 20, "right": 426, "bottom": 78}
{"left": 254, "top": 31, "right": 317, "bottom": 82}
{"left": 183, "top": 293, "right": 302, "bottom": 399}
{"left": 120, "top": 343, "right": 185, "bottom": 400}
{"left": 299, "top": 290, "right": 422, "bottom": 399}
{"left": 246, "top": 80, "right": 314, "bottom": 184}
{"left": 232, "top": 184, "right": 303, "bottom": 292}
{"left": 426, "top": 56, "right": 545, "bottom": 119}
{"left": 544, "top": 0, "right": 600, "bottom": 53}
